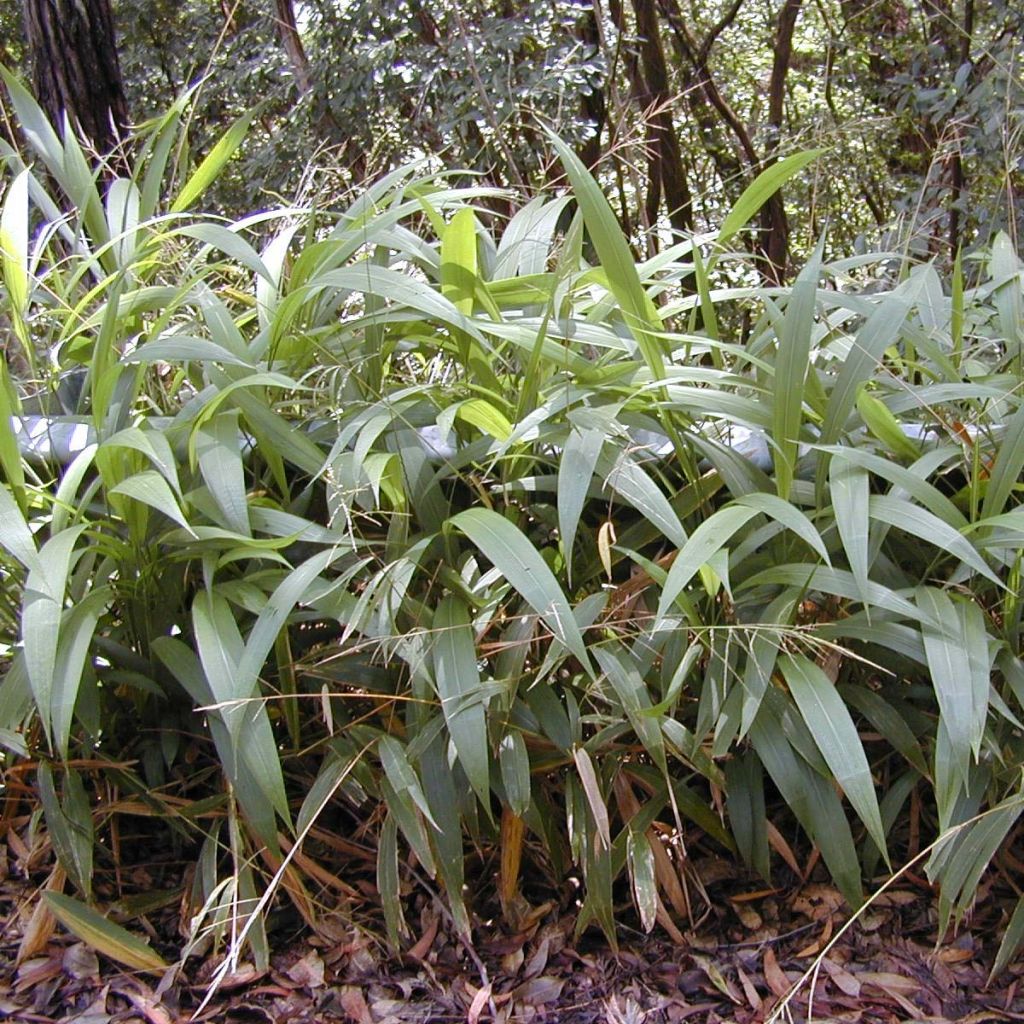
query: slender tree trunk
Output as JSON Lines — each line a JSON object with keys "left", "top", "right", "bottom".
{"left": 274, "top": 0, "right": 313, "bottom": 96}
{"left": 631, "top": 0, "right": 694, "bottom": 243}
{"left": 756, "top": 0, "right": 802, "bottom": 284}
{"left": 575, "top": 0, "right": 607, "bottom": 170}
{"left": 22, "top": 0, "right": 129, "bottom": 158}
{"left": 948, "top": 0, "right": 974, "bottom": 257}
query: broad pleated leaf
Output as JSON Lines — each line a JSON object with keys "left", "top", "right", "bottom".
{"left": 780, "top": 654, "right": 888, "bottom": 863}
{"left": 450, "top": 508, "right": 590, "bottom": 670}
{"left": 830, "top": 457, "right": 871, "bottom": 603}
{"left": 44, "top": 892, "right": 168, "bottom": 972}
{"left": 772, "top": 245, "right": 821, "bottom": 499}
{"left": 655, "top": 505, "right": 760, "bottom": 625}
{"left": 918, "top": 587, "right": 988, "bottom": 788}
{"left": 545, "top": 131, "right": 665, "bottom": 380}
{"left": 717, "top": 151, "right": 822, "bottom": 247}
{"left": 433, "top": 596, "right": 491, "bottom": 809}
{"left": 558, "top": 427, "right": 604, "bottom": 580}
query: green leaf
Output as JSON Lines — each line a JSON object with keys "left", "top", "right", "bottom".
{"left": 733, "top": 493, "right": 830, "bottom": 564}
{"left": 982, "top": 399, "right": 1024, "bottom": 519}
{"left": 740, "top": 563, "right": 927, "bottom": 623}
{"left": 23, "top": 527, "right": 87, "bottom": 749}
{"left": 110, "top": 470, "right": 194, "bottom": 534}
{"left": 0, "top": 480, "right": 39, "bottom": 570}
{"left": 830, "top": 457, "right": 871, "bottom": 604}
{"left": 869, "top": 495, "right": 1000, "bottom": 587}
{"left": 38, "top": 764, "right": 92, "bottom": 898}
{"left": 726, "top": 751, "right": 769, "bottom": 880}
{"left": 857, "top": 389, "right": 922, "bottom": 461}
{"left": 499, "top": 732, "right": 532, "bottom": 818}
{"left": 51, "top": 589, "right": 109, "bottom": 759}
{"left": 750, "top": 707, "right": 863, "bottom": 906}
{"left": 441, "top": 207, "right": 478, "bottom": 315}
{"left": 545, "top": 131, "right": 665, "bottom": 380}
{"left": 837, "top": 684, "right": 928, "bottom": 775}
{"left": 593, "top": 644, "right": 666, "bottom": 774}
{"left": 717, "top": 151, "right": 822, "bottom": 247}
{"left": 377, "top": 815, "right": 408, "bottom": 948}
{"left": 450, "top": 508, "right": 590, "bottom": 671}
{"left": 195, "top": 411, "right": 250, "bottom": 536}
{"left": 170, "top": 110, "right": 255, "bottom": 213}
{"left": 433, "top": 596, "right": 491, "bottom": 810}
{"left": 573, "top": 746, "right": 610, "bottom": 849}
{"left": 655, "top": 505, "right": 760, "bottom": 625}
{"left": 456, "top": 398, "right": 512, "bottom": 441}
{"left": 597, "top": 448, "right": 687, "bottom": 549}
{"left": 928, "top": 796, "right": 1023, "bottom": 935}
{"left": 43, "top": 892, "right": 168, "bottom": 972}
{"left": 627, "top": 830, "right": 658, "bottom": 933}
{"left": 917, "top": 587, "right": 989, "bottom": 788}
{"left": 773, "top": 244, "right": 821, "bottom": 499}
{"left": 820, "top": 276, "right": 923, "bottom": 450}
{"left": 779, "top": 654, "right": 888, "bottom": 864}
{"left": 559, "top": 427, "right": 604, "bottom": 582}
{"left": 992, "top": 893, "right": 1024, "bottom": 981}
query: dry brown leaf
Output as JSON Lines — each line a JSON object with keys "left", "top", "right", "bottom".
{"left": 338, "top": 985, "right": 374, "bottom": 1024}
{"left": 523, "top": 935, "right": 550, "bottom": 980}
{"left": 501, "top": 947, "right": 525, "bottom": 976}
{"left": 112, "top": 981, "right": 177, "bottom": 1024}
{"left": 16, "top": 864, "right": 64, "bottom": 964}
{"left": 513, "top": 975, "right": 565, "bottom": 1006}
{"left": 500, "top": 809, "right": 525, "bottom": 920}
{"left": 213, "top": 963, "right": 265, "bottom": 991}
{"left": 796, "top": 916, "right": 833, "bottom": 958}
{"left": 468, "top": 982, "right": 492, "bottom": 1024}
{"left": 731, "top": 901, "right": 763, "bottom": 931}
{"left": 406, "top": 912, "right": 439, "bottom": 961}
{"left": 937, "top": 946, "right": 975, "bottom": 964}
{"left": 821, "top": 957, "right": 861, "bottom": 997}
{"left": 63, "top": 942, "right": 100, "bottom": 981}
{"left": 654, "top": 902, "right": 686, "bottom": 944}
{"left": 692, "top": 954, "right": 743, "bottom": 1003}
{"left": 762, "top": 947, "right": 792, "bottom": 999}
{"left": 285, "top": 950, "right": 325, "bottom": 989}
{"left": 765, "top": 822, "right": 802, "bottom": 878}
{"left": 735, "top": 964, "right": 762, "bottom": 1011}
{"left": 730, "top": 888, "right": 779, "bottom": 902}
{"left": 859, "top": 971, "right": 920, "bottom": 996}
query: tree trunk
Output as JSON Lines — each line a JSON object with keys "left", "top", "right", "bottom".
{"left": 631, "top": 0, "right": 694, "bottom": 243}
{"left": 756, "top": 0, "right": 802, "bottom": 284}
{"left": 274, "top": 0, "right": 313, "bottom": 96}
{"left": 22, "top": 0, "right": 129, "bottom": 158}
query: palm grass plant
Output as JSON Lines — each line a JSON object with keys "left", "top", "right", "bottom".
{"left": 2, "top": 77, "right": 1024, "bottom": 973}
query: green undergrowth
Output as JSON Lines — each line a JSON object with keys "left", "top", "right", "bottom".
{"left": 2, "top": 74, "right": 1024, "bottom": 978}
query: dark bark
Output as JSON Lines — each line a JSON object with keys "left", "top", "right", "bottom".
{"left": 274, "top": 0, "right": 313, "bottom": 96}
{"left": 22, "top": 0, "right": 129, "bottom": 159}
{"left": 659, "top": 0, "right": 755, "bottom": 183}
{"left": 576, "top": 1, "right": 607, "bottom": 170}
{"left": 756, "top": 0, "right": 803, "bottom": 284}
{"left": 630, "top": 0, "right": 694, "bottom": 243}
{"left": 948, "top": 0, "right": 974, "bottom": 256}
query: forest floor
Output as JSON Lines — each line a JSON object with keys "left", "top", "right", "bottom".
{"left": 3, "top": 827, "right": 1024, "bottom": 1024}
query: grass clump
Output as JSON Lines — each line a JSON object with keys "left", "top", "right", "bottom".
{"left": 2, "top": 78, "right": 1024, "bottom": 974}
